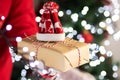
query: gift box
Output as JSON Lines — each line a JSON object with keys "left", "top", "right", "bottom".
{"left": 18, "top": 35, "right": 89, "bottom": 72}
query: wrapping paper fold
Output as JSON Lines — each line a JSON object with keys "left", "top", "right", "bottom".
{"left": 18, "top": 35, "right": 89, "bottom": 72}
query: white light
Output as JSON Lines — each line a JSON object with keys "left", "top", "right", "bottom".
{"left": 72, "top": 30, "right": 77, "bottom": 35}
{"left": 99, "top": 22, "right": 106, "bottom": 28}
{"left": 30, "top": 52, "right": 36, "bottom": 57}
{"left": 106, "top": 51, "right": 113, "bottom": 57}
{"left": 112, "top": 15, "right": 119, "bottom": 22}
{"left": 91, "top": 49, "right": 99, "bottom": 55}
{"left": 113, "top": 34, "right": 120, "bottom": 41}
{"left": 79, "top": 37, "right": 85, "bottom": 42}
{"left": 91, "top": 51, "right": 96, "bottom": 57}
{"left": 104, "top": 11, "right": 110, "bottom": 17}
{"left": 101, "top": 71, "right": 107, "bottom": 76}
{"left": 83, "top": 6, "right": 89, "bottom": 12}
{"left": 99, "top": 46, "right": 106, "bottom": 55}
{"left": 89, "top": 54, "right": 93, "bottom": 59}
{"left": 30, "top": 62, "right": 35, "bottom": 67}
{"left": 106, "top": 26, "right": 114, "bottom": 34}
{"left": 71, "top": 13, "right": 78, "bottom": 22}
{"left": 77, "top": 34, "right": 82, "bottom": 39}
{"left": 9, "top": 47, "right": 14, "bottom": 54}
{"left": 15, "top": 55, "right": 22, "bottom": 61}
{"left": 115, "top": 4, "right": 120, "bottom": 9}
{"left": 95, "top": 13, "right": 99, "bottom": 17}
{"left": 98, "top": 7, "right": 104, "bottom": 13}
{"left": 21, "top": 69, "right": 27, "bottom": 77}
{"left": 24, "top": 64, "right": 29, "bottom": 70}
{"left": 39, "top": 9, "right": 44, "bottom": 14}
{"left": 89, "top": 61, "right": 97, "bottom": 67}
{"left": 68, "top": 27, "right": 73, "bottom": 32}
{"left": 34, "top": 60, "right": 39, "bottom": 65}
{"left": 81, "top": 10, "right": 87, "bottom": 15}
{"left": 21, "top": 77, "right": 27, "bottom": 80}
{"left": 58, "top": 11, "right": 64, "bottom": 17}
{"left": 63, "top": 27, "right": 68, "bottom": 33}
{"left": 1, "top": 16, "right": 5, "bottom": 20}
{"left": 106, "top": 18, "right": 112, "bottom": 24}
{"left": 112, "top": 65, "right": 118, "bottom": 71}
{"left": 67, "top": 33, "right": 73, "bottom": 38}
{"left": 113, "top": 32, "right": 120, "bottom": 41}
{"left": 41, "top": 70, "right": 48, "bottom": 75}
{"left": 12, "top": 57, "right": 15, "bottom": 63}
{"left": 48, "top": 68, "right": 56, "bottom": 75}
{"left": 66, "top": 9, "right": 72, "bottom": 15}
{"left": 90, "top": 43, "right": 99, "bottom": 50}
{"left": 113, "top": 72, "right": 118, "bottom": 78}
{"left": 112, "top": 0, "right": 119, "bottom": 8}
{"left": 6, "top": 24, "right": 12, "bottom": 31}
{"left": 113, "top": 31, "right": 120, "bottom": 41}
{"left": 81, "top": 20, "right": 87, "bottom": 26}
{"left": 16, "top": 37, "right": 22, "bottom": 42}
{"left": 35, "top": 16, "right": 41, "bottom": 22}
{"left": 23, "top": 47, "right": 29, "bottom": 52}
{"left": 84, "top": 24, "right": 91, "bottom": 30}
{"left": 104, "top": 40, "right": 110, "bottom": 46}
{"left": 97, "top": 28, "right": 103, "bottom": 34}
{"left": 99, "top": 56, "right": 105, "bottom": 62}
{"left": 114, "top": 9, "right": 120, "bottom": 15}
{"left": 91, "top": 27, "right": 96, "bottom": 34}
{"left": 35, "top": 61, "right": 44, "bottom": 70}
{"left": 104, "top": 6, "right": 111, "bottom": 11}
{"left": 95, "top": 60, "right": 101, "bottom": 65}
{"left": 81, "top": 6, "right": 89, "bottom": 15}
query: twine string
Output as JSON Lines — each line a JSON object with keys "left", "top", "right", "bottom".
{"left": 24, "top": 33, "right": 81, "bottom": 67}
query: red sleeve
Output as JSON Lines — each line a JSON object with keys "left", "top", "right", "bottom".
{"left": 0, "top": 0, "right": 12, "bottom": 29}
{"left": 4, "top": 0, "right": 38, "bottom": 38}
{"left": 0, "top": 1, "right": 38, "bottom": 79}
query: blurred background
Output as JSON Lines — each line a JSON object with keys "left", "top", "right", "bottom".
{"left": 11, "top": 0, "right": 120, "bottom": 80}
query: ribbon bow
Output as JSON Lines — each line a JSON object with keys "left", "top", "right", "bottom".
{"left": 39, "top": 1, "right": 63, "bottom": 34}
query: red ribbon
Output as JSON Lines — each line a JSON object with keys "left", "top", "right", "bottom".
{"left": 42, "top": 74, "right": 55, "bottom": 79}
{"left": 39, "top": 1, "right": 63, "bottom": 34}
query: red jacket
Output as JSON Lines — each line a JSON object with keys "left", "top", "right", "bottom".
{"left": 0, "top": 0, "right": 38, "bottom": 80}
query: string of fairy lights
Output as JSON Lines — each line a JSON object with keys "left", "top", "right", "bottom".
{"left": 56, "top": 0, "right": 120, "bottom": 79}
{"left": 0, "top": 0, "right": 120, "bottom": 80}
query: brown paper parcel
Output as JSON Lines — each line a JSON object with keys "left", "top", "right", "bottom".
{"left": 18, "top": 35, "right": 89, "bottom": 72}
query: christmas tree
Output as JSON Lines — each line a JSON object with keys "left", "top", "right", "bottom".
{"left": 35, "top": 0, "right": 120, "bottom": 80}
{"left": 56, "top": 0, "right": 119, "bottom": 80}
{"left": 11, "top": 0, "right": 120, "bottom": 80}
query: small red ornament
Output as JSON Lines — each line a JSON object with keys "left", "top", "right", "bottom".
{"left": 82, "top": 30, "right": 94, "bottom": 43}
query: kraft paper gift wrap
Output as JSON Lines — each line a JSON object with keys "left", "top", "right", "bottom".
{"left": 18, "top": 35, "right": 89, "bottom": 72}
